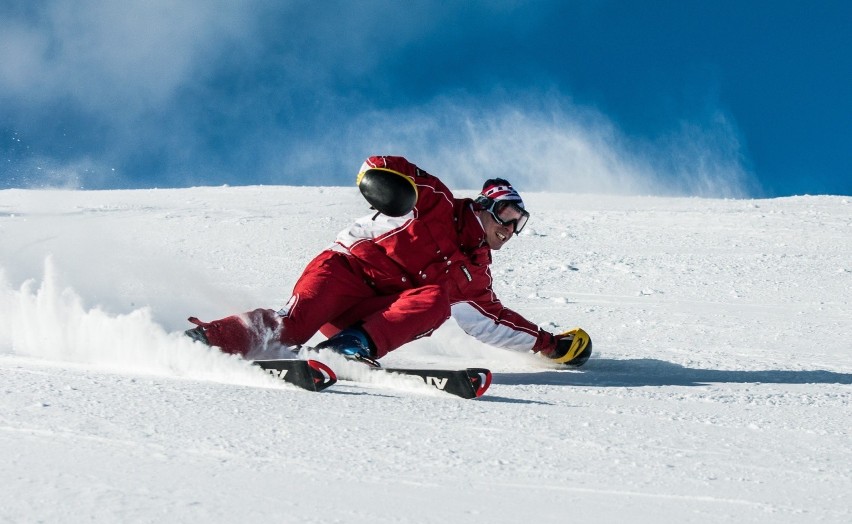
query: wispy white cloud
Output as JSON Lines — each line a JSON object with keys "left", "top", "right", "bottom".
{"left": 297, "top": 90, "right": 757, "bottom": 198}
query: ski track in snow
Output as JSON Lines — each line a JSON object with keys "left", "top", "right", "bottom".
{"left": 1, "top": 187, "right": 850, "bottom": 523}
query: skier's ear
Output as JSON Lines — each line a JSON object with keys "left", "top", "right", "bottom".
{"left": 357, "top": 168, "right": 417, "bottom": 217}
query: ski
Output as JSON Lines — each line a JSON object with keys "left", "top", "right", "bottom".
{"left": 383, "top": 367, "right": 492, "bottom": 399}
{"left": 253, "top": 359, "right": 337, "bottom": 392}
{"left": 254, "top": 359, "right": 491, "bottom": 399}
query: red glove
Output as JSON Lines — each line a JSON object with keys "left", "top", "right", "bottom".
{"left": 533, "top": 328, "right": 593, "bottom": 367}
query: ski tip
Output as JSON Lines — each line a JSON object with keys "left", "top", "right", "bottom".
{"left": 466, "top": 368, "right": 492, "bottom": 398}
{"left": 306, "top": 359, "right": 337, "bottom": 391}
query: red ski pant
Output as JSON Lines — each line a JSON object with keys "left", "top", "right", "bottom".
{"left": 280, "top": 251, "right": 450, "bottom": 357}
{"left": 202, "top": 251, "right": 451, "bottom": 358}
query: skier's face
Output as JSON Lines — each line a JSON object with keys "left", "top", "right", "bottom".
{"left": 480, "top": 209, "right": 515, "bottom": 250}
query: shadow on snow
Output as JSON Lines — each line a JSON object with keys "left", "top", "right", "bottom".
{"left": 495, "top": 358, "right": 852, "bottom": 388}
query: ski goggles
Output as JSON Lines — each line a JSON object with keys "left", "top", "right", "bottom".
{"left": 483, "top": 199, "right": 530, "bottom": 234}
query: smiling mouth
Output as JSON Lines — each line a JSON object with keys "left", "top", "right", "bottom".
{"left": 496, "top": 232, "right": 508, "bottom": 241}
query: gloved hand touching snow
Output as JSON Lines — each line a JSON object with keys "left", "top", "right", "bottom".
{"left": 533, "top": 328, "right": 593, "bottom": 367}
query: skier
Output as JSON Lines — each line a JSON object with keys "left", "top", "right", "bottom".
{"left": 186, "top": 155, "right": 591, "bottom": 367}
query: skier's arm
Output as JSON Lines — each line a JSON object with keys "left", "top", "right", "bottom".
{"left": 451, "top": 299, "right": 540, "bottom": 351}
{"left": 452, "top": 295, "right": 591, "bottom": 366}
{"left": 450, "top": 265, "right": 592, "bottom": 364}
{"left": 449, "top": 264, "right": 546, "bottom": 352}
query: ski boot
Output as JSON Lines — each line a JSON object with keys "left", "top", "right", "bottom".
{"left": 183, "top": 311, "right": 280, "bottom": 356}
{"left": 313, "top": 327, "right": 381, "bottom": 368}
{"left": 185, "top": 323, "right": 210, "bottom": 345}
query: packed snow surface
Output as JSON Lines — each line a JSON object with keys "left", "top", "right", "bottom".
{"left": 1, "top": 186, "right": 850, "bottom": 523}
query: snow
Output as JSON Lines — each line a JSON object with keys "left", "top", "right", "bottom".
{"left": 1, "top": 185, "right": 850, "bottom": 523}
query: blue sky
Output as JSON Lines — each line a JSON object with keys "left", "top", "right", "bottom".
{"left": 1, "top": 1, "right": 849, "bottom": 197}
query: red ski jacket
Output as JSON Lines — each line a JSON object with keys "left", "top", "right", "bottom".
{"left": 330, "top": 156, "right": 543, "bottom": 352}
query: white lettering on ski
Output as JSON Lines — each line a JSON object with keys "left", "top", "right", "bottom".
{"left": 425, "top": 376, "right": 448, "bottom": 390}
{"left": 396, "top": 372, "right": 450, "bottom": 390}
{"left": 267, "top": 368, "right": 288, "bottom": 379}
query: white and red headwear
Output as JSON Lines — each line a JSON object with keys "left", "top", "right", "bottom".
{"left": 478, "top": 178, "right": 525, "bottom": 209}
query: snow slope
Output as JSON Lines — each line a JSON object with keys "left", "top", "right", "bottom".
{"left": 1, "top": 186, "right": 850, "bottom": 523}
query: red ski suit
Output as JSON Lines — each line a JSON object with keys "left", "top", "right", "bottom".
{"left": 202, "top": 156, "right": 545, "bottom": 358}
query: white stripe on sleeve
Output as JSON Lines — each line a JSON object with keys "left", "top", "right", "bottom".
{"left": 451, "top": 302, "right": 537, "bottom": 352}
